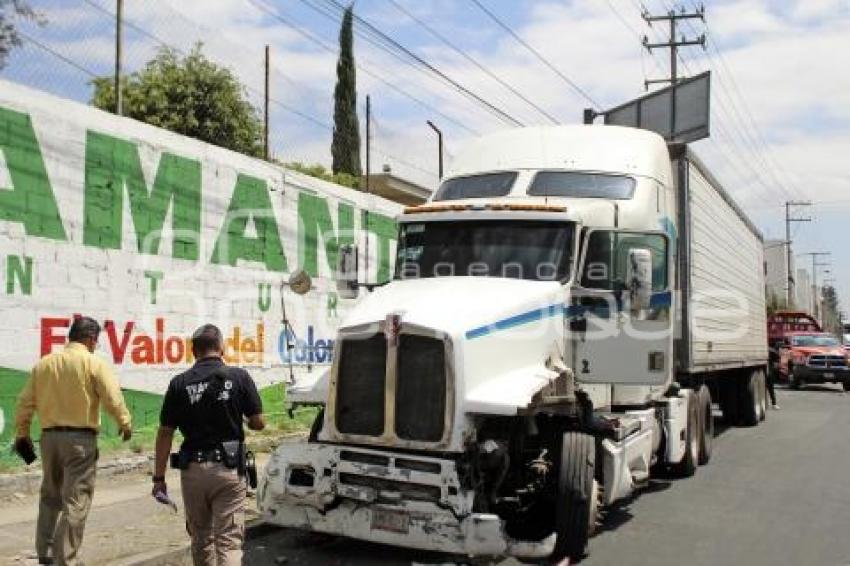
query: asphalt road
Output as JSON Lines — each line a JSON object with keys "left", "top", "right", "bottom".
{"left": 244, "top": 384, "right": 850, "bottom": 566}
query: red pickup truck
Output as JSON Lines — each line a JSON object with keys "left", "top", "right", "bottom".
{"left": 767, "top": 311, "right": 822, "bottom": 378}
{"left": 777, "top": 332, "right": 850, "bottom": 391}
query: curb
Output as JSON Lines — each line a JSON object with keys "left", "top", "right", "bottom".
{"left": 0, "top": 454, "right": 151, "bottom": 496}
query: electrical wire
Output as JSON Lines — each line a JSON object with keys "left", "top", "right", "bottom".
{"left": 469, "top": 0, "right": 601, "bottom": 109}
{"left": 385, "top": 0, "right": 560, "bottom": 124}
{"left": 244, "top": 0, "right": 480, "bottom": 136}
{"left": 304, "top": 0, "right": 524, "bottom": 127}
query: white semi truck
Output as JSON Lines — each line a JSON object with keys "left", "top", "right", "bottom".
{"left": 258, "top": 125, "right": 769, "bottom": 562}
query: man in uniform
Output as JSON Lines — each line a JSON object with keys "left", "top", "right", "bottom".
{"left": 15, "top": 316, "right": 132, "bottom": 566}
{"left": 152, "top": 324, "right": 265, "bottom": 566}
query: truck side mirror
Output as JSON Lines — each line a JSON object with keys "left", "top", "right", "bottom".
{"left": 337, "top": 244, "right": 359, "bottom": 299}
{"left": 626, "top": 248, "right": 652, "bottom": 312}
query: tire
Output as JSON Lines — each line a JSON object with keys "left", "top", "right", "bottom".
{"left": 552, "top": 432, "right": 597, "bottom": 562}
{"left": 757, "top": 371, "right": 767, "bottom": 422}
{"left": 739, "top": 371, "right": 760, "bottom": 427}
{"left": 673, "top": 390, "right": 699, "bottom": 477}
{"left": 697, "top": 385, "right": 713, "bottom": 465}
{"left": 843, "top": 381, "right": 850, "bottom": 392}
{"left": 308, "top": 408, "right": 325, "bottom": 442}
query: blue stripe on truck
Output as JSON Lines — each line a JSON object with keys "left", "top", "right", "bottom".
{"left": 465, "top": 291, "right": 672, "bottom": 339}
{"left": 465, "top": 304, "right": 564, "bottom": 340}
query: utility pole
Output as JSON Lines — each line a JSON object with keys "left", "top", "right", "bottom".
{"left": 641, "top": 5, "right": 706, "bottom": 89}
{"left": 784, "top": 200, "right": 811, "bottom": 306}
{"left": 264, "top": 45, "right": 270, "bottom": 161}
{"left": 364, "top": 94, "right": 371, "bottom": 282}
{"left": 114, "top": 0, "right": 123, "bottom": 115}
{"left": 426, "top": 120, "right": 443, "bottom": 179}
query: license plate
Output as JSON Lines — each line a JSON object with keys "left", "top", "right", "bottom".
{"left": 824, "top": 372, "right": 835, "bottom": 379}
{"left": 371, "top": 507, "right": 409, "bottom": 534}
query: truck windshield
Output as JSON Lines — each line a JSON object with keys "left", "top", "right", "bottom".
{"left": 791, "top": 335, "right": 841, "bottom": 347}
{"left": 396, "top": 220, "right": 573, "bottom": 281}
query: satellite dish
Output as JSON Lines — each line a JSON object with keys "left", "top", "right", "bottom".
{"left": 287, "top": 269, "right": 312, "bottom": 295}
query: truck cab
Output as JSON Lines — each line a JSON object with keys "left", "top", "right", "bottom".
{"left": 258, "top": 125, "right": 767, "bottom": 562}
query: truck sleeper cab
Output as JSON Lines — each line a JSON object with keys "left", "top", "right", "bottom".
{"left": 259, "top": 126, "right": 769, "bottom": 562}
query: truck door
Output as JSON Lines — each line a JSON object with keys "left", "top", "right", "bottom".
{"left": 570, "top": 229, "right": 673, "bottom": 386}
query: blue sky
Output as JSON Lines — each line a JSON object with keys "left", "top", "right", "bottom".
{"left": 4, "top": 0, "right": 850, "bottom": 316}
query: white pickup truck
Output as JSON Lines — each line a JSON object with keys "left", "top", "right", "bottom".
{"left": 258, "top": 125, "right": 769, "bottom": 562}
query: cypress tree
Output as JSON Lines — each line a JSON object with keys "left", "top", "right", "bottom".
{"left": 331, "top": 5, "right": 362, "bottom": 177}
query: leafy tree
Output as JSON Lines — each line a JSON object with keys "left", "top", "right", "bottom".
{"left": 91, "top": 44, "right": 263, "bottom": 157}
{"left": 284, "top": 161, "right": 359, "bottom": 189}
{"left": 331, "top": 5, "right": 361, "bottom": 177}
{"left": 0, "top": 0, "right": 45, "bottom": 69}
{"left": 821, "top": 285, "right": 842, "bottom": 335}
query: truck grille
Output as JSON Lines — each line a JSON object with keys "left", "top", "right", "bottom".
{"left": 395, "top": 335, "right": 447, "bottom": 442}
{"left": 335, "top": 335, "right": 387, "bottom": 436}
{"left": 808, "top": 355, "right": 848, "bottom": 369}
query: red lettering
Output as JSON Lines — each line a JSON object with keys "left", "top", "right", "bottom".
{"left": 156, "top": 318, "right": 165, "bottom": 364}
{"left": 130, "top": 334, "right": 156, "bottom": 364}
{"left": 104, "top": 320, "right": 135, "bottom": 364}
{"left": 165, "top": 336, "right": 184, "bottom": 363}
{"left": 40, "top": 317, "right": 70, "bottom": 356}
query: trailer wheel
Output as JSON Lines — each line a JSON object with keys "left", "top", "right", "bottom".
{"left": 758, "top": 371, "right": 768, "bottom": 422}
{"left": 697, "top": 385, "right": 713, "bottom": 465}
{"left": 673, "top": 390, "right": 699, "bottom": 477}
{"left": 739, "top": 371, "right": 760, "bottom": 427}
{"left": 552, "top": 432, "right": 597, "bottom": 562}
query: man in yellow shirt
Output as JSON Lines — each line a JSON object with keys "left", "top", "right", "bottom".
{"left": 15, "top": 316, "right": 132, "bottom": 566}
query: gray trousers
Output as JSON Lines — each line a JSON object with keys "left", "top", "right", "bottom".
{"left": 36, "top": 430, "right": 98, "bottom": 566}
{"left": 181, "top": 461, "right": 246, "bottom": 566}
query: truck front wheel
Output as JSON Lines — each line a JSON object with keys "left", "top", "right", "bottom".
{"left": 673, "top": 389, "right": 699, "bottom": 477}
{"left": 552, "top": 431, "right": 598, "bottom": 562}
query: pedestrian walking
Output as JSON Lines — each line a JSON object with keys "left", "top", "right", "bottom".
{"left": 14, "top": 316, "right": 132, "bottom": 566}
{"left": 152, "top": 324, "right": 265, "bottom": 566}
{"left": 767, "top": 367, "right": 780, "bottom": 409}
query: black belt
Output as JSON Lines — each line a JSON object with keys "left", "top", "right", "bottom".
{"left": 43, "top": 426, "right": 96, "bottom": 435}
{"left": 186, "top": 448, "right": 225, "bottom": 464}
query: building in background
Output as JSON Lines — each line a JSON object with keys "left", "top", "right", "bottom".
{"left": 764, "top": 239, "right": 792, "bottom": 308}
{"left": 797, "top": 268, "right": 813, "bottom": 315}
{"left": 366, "top": 168, "right": 433, "bottom": 205}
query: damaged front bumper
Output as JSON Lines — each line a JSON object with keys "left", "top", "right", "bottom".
{"left": 257, "top": 443, "right": 555, "bottom": 559}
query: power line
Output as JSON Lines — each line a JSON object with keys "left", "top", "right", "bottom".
{"left": 246, "top": 0, "right": 480, "bottom": 136}
{"left": 386, "top": 0, "right": 560, "bottom": 124}
{"left": 81, "top": 0, "right": 330, "bottom": 130}
{"left": 307, "top": 0, "right": 524, "bottom": 126}
{"left": 17, "top": 31, "right": 99, "bottom": 78}
{"left": 469, "top": 0, "right": 600, "bottom": 109}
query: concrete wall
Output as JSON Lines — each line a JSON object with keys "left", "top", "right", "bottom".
{"left": 0, "top": 79, "right": 401, "bottom": 413}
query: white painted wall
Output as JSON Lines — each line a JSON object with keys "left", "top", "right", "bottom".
{"left": 0, "top": 80, "right": 402, "bottom": 395}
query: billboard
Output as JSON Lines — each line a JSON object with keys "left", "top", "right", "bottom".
{"left": 602, "top": 71, "right": 711, "bottom": 144}
{"left": 0, "top": 80, "right": 402, "bottom": 443}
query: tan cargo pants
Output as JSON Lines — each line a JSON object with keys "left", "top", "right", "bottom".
{"left": 181, "top": 461, "right": 246, "bottom": 566}
{"left": 36, "top": 429, "right": 98, "bottom": 566}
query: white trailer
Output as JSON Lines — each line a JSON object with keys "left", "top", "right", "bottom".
{"left": 259, "top": 126, "right": 769, "bottom": 562}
